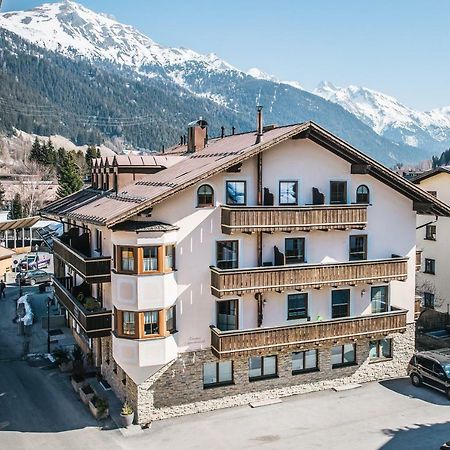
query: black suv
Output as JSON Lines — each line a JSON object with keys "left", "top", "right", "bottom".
{"left": 408, "top": 350, "right": 450, "bottom": 399}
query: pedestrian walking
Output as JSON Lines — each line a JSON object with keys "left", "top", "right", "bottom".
{"left": 0, "top": 279, "right": 6, "bottom": 299}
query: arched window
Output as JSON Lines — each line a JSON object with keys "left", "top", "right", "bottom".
{"left": 197, "top": 184, "right": 214, "bottom": 207}
{"left": 356, "top": 185, "right": 370, "bottom": 204}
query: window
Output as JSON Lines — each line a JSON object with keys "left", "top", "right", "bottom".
{"left": 287, "top": 293, "right": 308, "bottom": 320}
{"left": 285, "top": 238, "right": 305, "bottom": 264}
{"left": 371, "top": 286, "right": 389, "bottom": 314}
{"left": 279, "top": 181, "right": 298, "bottom": 205}
{"left": 120, "top": 247, "right": 135, "bottom": 272}
{"left": 226, "top": 181, "right": 246, "bottom": 205}
{"left": 330, "top": 181, "right": 347, "bottom": 204}
{"left": 217, "top": 299, "right": 238, "bottom": 331}
{"left": 332, "top": 289, "right": 350, "bottom": 319}
{"left": 143, "top": 311, "right": 159, "bottom": 335}
{"left": 292, "top": 350, "right": 318, "bottom": 374}
{"left": 165, "top": 245, "right": 175, "bottom": 271}
{"left": 249, "top": 355, "right": 277, "bottom": 381}
{"left": 166, "top": 305, "right": 176, "bottom": 333}
{"left": 122, "top": 311, "right": 136, "bottom": 335}
{"left": 203, "top": 361, "right": 233, "bottom": 387}
{"left": 349, "top": 235, "right": 367, "bottom": 261}
{"left": 425, "top": 224, "right": 436, "bottom": 241}
{"left": 143, "top": 247, "right": 159, "bottom": 272}
{"left": 197, "top": 184, "right": 214, "bottom": 207}
{"left": 216, "top": 241, "right": 238, "bottom": 269}
{"left": 423, "top": 292, "right": 435, "bottom": 308}
{"left": 356, "top": 185, "right": 370, "bottom": 204}
{"left": 369, "top": 339, "right": 392, "bottom": 360}
{"left": 331, "top": 344, "right": 356, "bottom": 368}
{"left": 424, "top": 258, "right": 436, "bottom": 275}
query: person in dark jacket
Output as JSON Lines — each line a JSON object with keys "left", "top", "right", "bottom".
{"left": 0, "top": 279, "right": 6, "bottom": 298}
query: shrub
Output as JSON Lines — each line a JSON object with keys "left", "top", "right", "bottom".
{"left": 92, "top": 395, "right": 109, "bottom": 414}
{"left": 121, "top": 401, "right": 133, "bottom": 416}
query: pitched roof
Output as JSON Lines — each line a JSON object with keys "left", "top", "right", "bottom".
{"left": 41, "top": 121, "right": 450, "bottom": 226}
{"left": 412, "top": 166, "right": 450, "bottom": 184}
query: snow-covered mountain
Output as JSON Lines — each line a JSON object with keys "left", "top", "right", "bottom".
{"left": 314, "top": 82, "right": 450, "bottom": 152}
{"left": 0, "top": 1, "right": 438, "bottom": 165}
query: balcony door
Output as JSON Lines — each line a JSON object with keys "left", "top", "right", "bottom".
{"left": 332, "top": 289, "right": 350, "bottom": 318}
{"left": 217, "top": 299, "right": 238, "bottom": 331}
{"left": 371, "top": 286, "right": 389, "bottom": 313}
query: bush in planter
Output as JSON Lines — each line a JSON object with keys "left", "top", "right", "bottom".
{"left": 53, "top": 347, "right": 70, "bottom": 364}
{"left": 79, "top": 383, "right": 95, "bottom": 405}
{"left": 89, "top": 395, "right": 109, "bottom": 419}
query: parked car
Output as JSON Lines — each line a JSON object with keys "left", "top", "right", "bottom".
{"left": 19, "top": 254, "right": 51, "bottom": 271}
{"left": 16, "top": 269, "right": 52, "bottom": 286}
{"left": 408, "top": 350, "right": 450, "bottom": 399}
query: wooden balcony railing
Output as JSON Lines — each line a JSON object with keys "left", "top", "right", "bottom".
{"left": 221, "top": 204, "right": 368, "bottom": 234}
{"left": 210, "top": 307, "right": 408, "bottom": 358}
{"left": 416, "top": 249, "right": 422, "bottom": 271}
{"left": 53, "top": 277, "right": 112, "bottom": 338}
{"left": 211, "top": 257, "right": 408, "bottom": 298}
{"left": 53, "top": 237, "right": 111, "bottom": 283}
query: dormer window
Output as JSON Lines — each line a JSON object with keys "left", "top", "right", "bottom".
{"left": 197, "top": 184, "right": 214, "bottom": 207}
{"left": 356, "top": 185, "right": 370, "bottom": 204}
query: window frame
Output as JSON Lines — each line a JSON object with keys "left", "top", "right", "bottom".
{"left": 143, "top": 310, "right": 159, "bottom": 336}
{"left": 356, "top": 185, "right": 370, "bottom": 204}
{"left": 330, "top": 181, "right": 347, "bottom": 204}
{"left": 331, "top": 343, "right": 356, "bottom": 369}
{"left": 166, "top": 305, "right": 177, "bottom": 334}
{"left": 142, "top": 246, "right": 160, "bottom": 273}
{"left": 226, "top": 180, "right": 247, "bottom": 206}
{"left": 197, "top": 184, "right": 214, "bottom": 207}
{"left": 349, "top": 235, "right": 367, "bottom": 261}
{"left": 122, "top": 311, "right": 136, "bottom": 336}
{"left": 424, "top": 258, "right": 436, "bottom": 275}
{"left": 248, "top": 355, "right": 278, "bottom": 381}
{"left": 331, "top": 289, "right": 351, "bottom": 319}
{"left": 423, "top": 292, "right": 435, "bottom": 308}
{"left": 216, "top": 240, "right": 239, "bottom": 269}
{"left": 292, "top": 349, "right": 319, "bottom": 375}
{"left": 371, "top": 285, "right": 389, "bottom": 314}
{"left": 287, "top": 293, "right": 309, "bottom": 320}
{"left": 119, "top": 246, "right": 136, "bottom": 273}
{"left": 369, "top": 339, "right": 392, "bottom": 361}
{"left": 279, "top": 180, "right": 298, "bottom": 206}
{"left": 425, "top": 224, "right": 437, "bottom": 241}
{"left": 217, "top": 299, "right": 239, "bottom": 331}
{"left": 285, "top": 237, "right": 306, "bottom": 265}
{"left": 203, "top": 361, "right": 234, "bottom": 388}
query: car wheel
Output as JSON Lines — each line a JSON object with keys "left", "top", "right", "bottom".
{"left": 29, "top": 279, "right": 36, "bottom": 286}
{"left": 410, "top": 373, "right": 422, "bottom": 387}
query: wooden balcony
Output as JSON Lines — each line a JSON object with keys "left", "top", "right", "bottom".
{"left": 210, "top": 257, "right": 408, "bottom": 298}
{"left": 53, "top": 277, "right": 112, "bottom": 338}
{"left": 221, "top": 204, "right": 368, "bottom": 234}
{"left": 53, "top": 237, "right": 111, "bottom": 283}
{"left": 211, "top": 307, "right": 408, "bottom": 358}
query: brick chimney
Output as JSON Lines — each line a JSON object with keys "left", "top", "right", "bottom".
{"left": 187, "top": 118, "right": 208, "bottom": 152}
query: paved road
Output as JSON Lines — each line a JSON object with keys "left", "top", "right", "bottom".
{"left": 1, "top": 369, "right": 450, "bottom": 449}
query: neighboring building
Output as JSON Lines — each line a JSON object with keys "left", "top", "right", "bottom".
{"left": 414, "top": 167, "right": 450, "bottom": 312}
{"left": 41, "top": 117, "right": 450, "bottom": 424}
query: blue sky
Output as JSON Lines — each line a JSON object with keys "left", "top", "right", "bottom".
{"left": 3, "top": 0, "right": 450, "bottom": 110}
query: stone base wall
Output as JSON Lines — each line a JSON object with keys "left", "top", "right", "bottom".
{"left": 104, "top": 324, "right": 415, "bottom": 425}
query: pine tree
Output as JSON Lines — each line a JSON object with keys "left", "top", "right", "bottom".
{"left": 9, "top": 193, "right": 23, "bottom": 219}
{"left": 0, "top": 183, "right": 5, "bottom": 211}
{"left": 57, "top": 150, "right": 83, "bottom": 198}
{"left": 30, "top": 137, "right": 42, "bottom": 163}
{"left": 44, "top": 137, "right": 57, "bottom": 166}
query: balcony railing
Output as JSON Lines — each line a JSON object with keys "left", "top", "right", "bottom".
{"left": 416, "top": 249, "right": 422, "bottom": 271}
{"left": 221, "top": 204, "right": 368, "bottom": 234}
{"left": 210, "top": 257, "right": 408, "bottom": 298}
{"left": 210, "top": 307, "right": 408, "bottom": 358}
{"left": 53, "top": 277, "right": 112, "bottom": 338}
{"left": 53, "top": 237, "right": 111, "bottom": 283}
